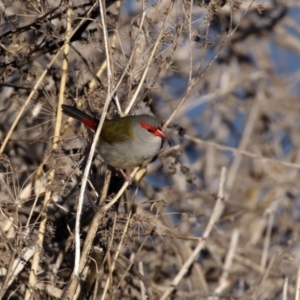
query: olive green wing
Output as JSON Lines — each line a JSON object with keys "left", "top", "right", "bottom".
{"left": 100, "top": 116, "right": 135, "bottom": 145}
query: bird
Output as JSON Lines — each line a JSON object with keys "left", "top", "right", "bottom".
{"left": 61, "top": 104, "right": 165, "bottom": 180}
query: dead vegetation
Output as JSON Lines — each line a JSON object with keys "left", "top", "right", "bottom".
{"left": 0, "top": 0, "right": 300, "bottom": 299}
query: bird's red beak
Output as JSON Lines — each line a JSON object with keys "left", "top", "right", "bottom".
{"left": 154, "top": 128, "right": 165, "bottom": 138}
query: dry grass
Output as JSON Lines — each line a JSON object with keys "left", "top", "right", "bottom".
{"left": 0, "top": 0, "right": 300, "bottom": 299}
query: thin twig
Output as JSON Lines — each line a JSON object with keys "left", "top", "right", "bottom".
{"left": 62, "top": 171, "right": 111, "bottom": 299}
{"left": 295, "top": 267, "right": 300, "bottom": 300}
{"left": 73, "top": 0, "right": 114, "bottom": 276}
{"left": 162, "top": 0, "right": 255, "bottom": 131}
{"left": 124, "top": 0, "right": 175, "bottom": 115}
{"left": 210, "top": 229, "right": 240, "bottom": 299}
{"left": 24, "top": 1, "right": 74, "bottom": 298}
{"left": 101, "top": 210, "right": 133, "bottom": 300}
{"left": 139, "top": 262, "right": 146, "bottom": 300}
{"left": 250, "top": 254, "right": 276, "bottom": 300}
{"left": 184, "top": 134, "right": 300, "bottom": 170}
{"left": 159, "top": 167, "right": 227, "bottom": 300}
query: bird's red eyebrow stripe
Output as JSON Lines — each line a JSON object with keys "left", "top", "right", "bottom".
{"left": 140, "top": 121, "right": 154, "bottom": 131}
{"left": 140, "top": 121, "right": 165, "bottom": 138}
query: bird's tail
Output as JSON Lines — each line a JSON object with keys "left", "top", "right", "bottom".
{"left": 61, "top": 105, "right": 97, "bottom": 131}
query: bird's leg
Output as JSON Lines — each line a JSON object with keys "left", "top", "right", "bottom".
{"left": 119, "top": 169, "right": 133, "bottom": 183}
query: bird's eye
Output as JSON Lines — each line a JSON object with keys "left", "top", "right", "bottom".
{"left": 147, "top": 129, "right": 152, "bottom": 133}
